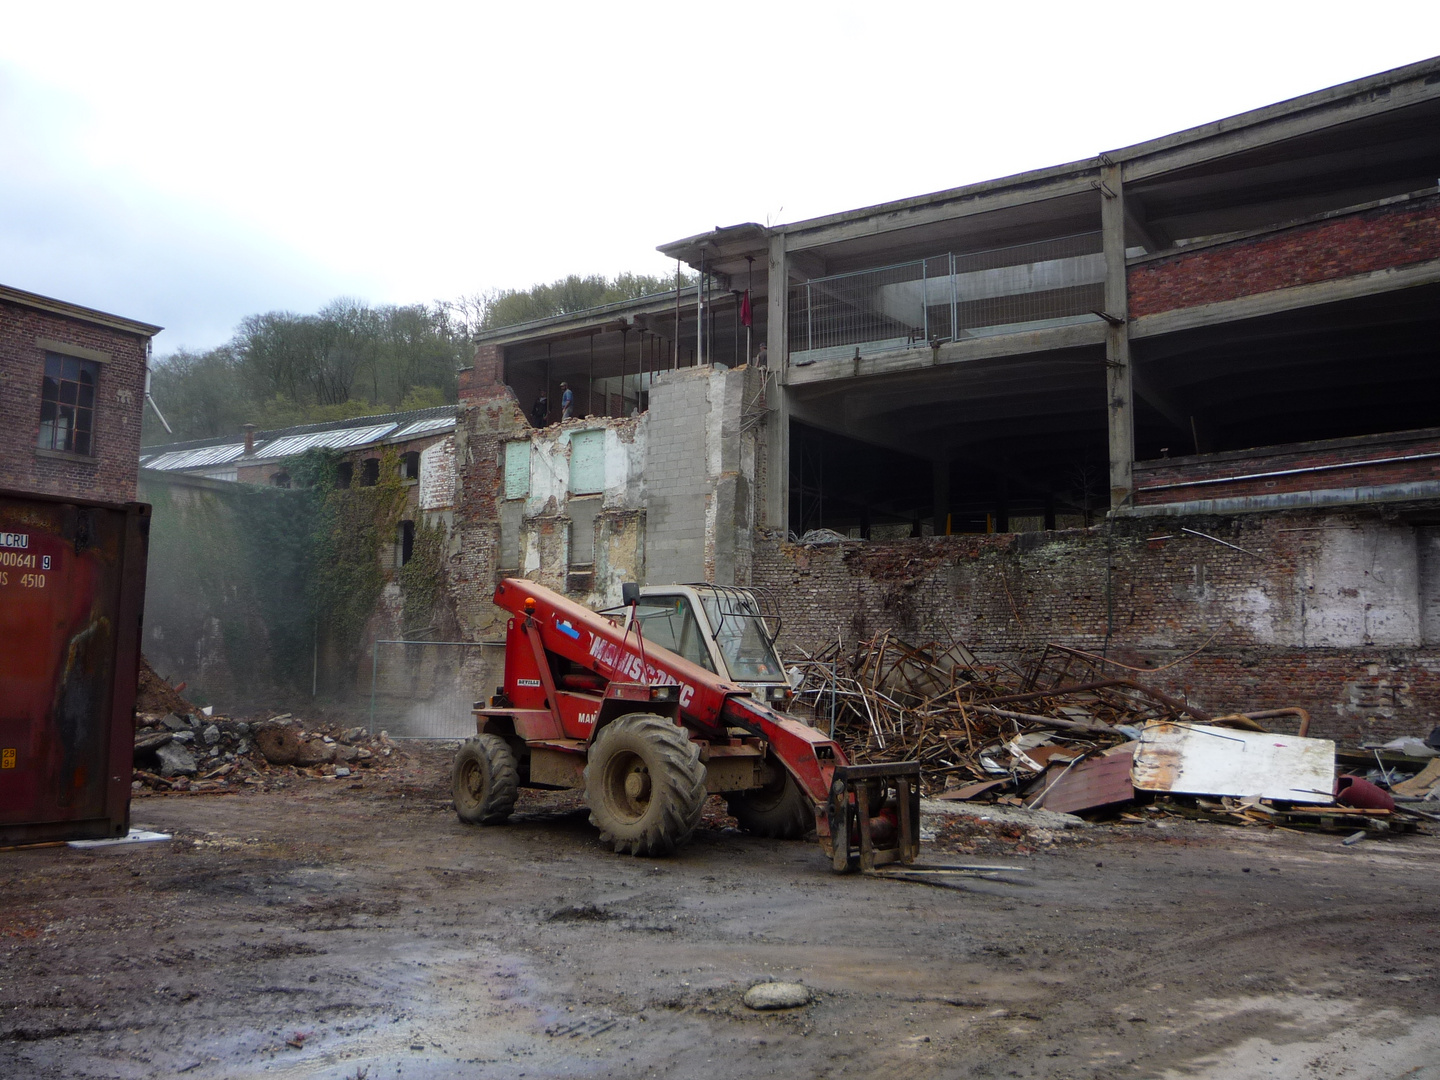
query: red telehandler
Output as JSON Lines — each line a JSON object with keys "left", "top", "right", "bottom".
{"left": 452, "top": 578, "right": 921, "bottom": 870}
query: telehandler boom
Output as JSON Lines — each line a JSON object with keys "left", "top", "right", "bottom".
{"left": 453, "top": 578, "right": 921, "bottom": 870}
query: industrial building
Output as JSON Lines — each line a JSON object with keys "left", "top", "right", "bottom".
{"left": 450, "top": 57, "right": 1440, "bottom": 742}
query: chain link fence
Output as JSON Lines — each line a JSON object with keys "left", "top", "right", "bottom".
{"left": 367, "top": 640, "right": 506, "bottom": 739}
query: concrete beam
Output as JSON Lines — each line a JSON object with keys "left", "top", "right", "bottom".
{"left": 1115, "top": 59, "right": 1440, "bottom": 182}
{"left": 1102, "top": 162, "right": 1134, "bottom": 510}
{"left": 785, "top": 319, "right": 1108, "bottom": 389}
{"left": 764, "top": 234, "right": 790, "bottom": 531}
{"left": 784, "top": 171, "right": 1100, "bottom": 253}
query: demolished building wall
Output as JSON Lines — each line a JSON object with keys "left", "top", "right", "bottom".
{"left": 753, "top": 509, "right": 1440, "bottom": 744}
{"left": 448, "top": 355, "right": 769, "bottom": 639}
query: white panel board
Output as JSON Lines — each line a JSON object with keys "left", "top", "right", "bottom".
{"left": 503, "top": 440, "right": 531, "bottom": 500}
{"left": 1132, "top": 723, "right": 1335, "bottom": 803}
{"left": 569, "top": 430, "right": 605, "bottom": 495}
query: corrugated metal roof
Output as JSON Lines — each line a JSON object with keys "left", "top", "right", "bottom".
{"left": 260, "top": 422, "right": 399, "bottom": 458}
{"left": 391, "top": 415, "right": 455, "bottom": 440}
{"left": 140, "top": 443, "right": 251, "bottom": 471}
{"left": 139, "top": 405, "right": 458, "bottom": 473}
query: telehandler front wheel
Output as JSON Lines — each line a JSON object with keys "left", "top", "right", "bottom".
{"left": 726, "top": 760, "right": 815, "bottom": 840}
{"left": 453, "top": 734, "right": 519, "bottom": 824}
{"left": 584, "top": 714, "right": 706, "bottom": 856}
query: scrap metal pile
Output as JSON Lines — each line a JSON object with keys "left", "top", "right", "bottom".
{"left": 786, "top": 635, "right": 1440, "bottom": 835}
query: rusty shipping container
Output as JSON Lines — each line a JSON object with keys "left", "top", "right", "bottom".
{"left": 0, "top": 489, "right": 149, "bottom": 845}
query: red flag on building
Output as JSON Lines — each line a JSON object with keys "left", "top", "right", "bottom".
{"left": 739, "top": 289, "right": 752, "bottom": 328}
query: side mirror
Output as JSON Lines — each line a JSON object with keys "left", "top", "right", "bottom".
{"left": 621, "top": 581, "right": 640, "bottom": 607}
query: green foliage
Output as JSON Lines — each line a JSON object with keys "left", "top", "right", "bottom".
{"left": 473, "top": 271, "right": 694, "bottom": 331}
{"left": 142, "top": 301, "right": 469, "bottom": 445}
{"left": 398, "top": 517, "right": 448, "bottom": 634}
{"left": 142, "top": 275, "right": 689, "bottom": 445}
{"left": 294, "top": 447, "right": 408, "bottom": 660}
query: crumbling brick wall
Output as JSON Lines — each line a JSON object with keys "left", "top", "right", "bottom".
{"left": 0, "top": 298, "right": 151, "bottom": 502}
{"left": 754, "top": 509, "right": 1440, "bottom": 744}
{"left": 1128, "top": 192, "right": 1440, "bottom": 317}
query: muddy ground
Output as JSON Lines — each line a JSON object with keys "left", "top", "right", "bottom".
{"left": 1, "top": 742, "right": 1437, "bottom": 1080}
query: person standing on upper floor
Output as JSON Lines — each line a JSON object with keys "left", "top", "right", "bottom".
{"left": 560, "top": 382, "right": 574, "bottom": 420}
{"left": 530, "top": 390, "right": 549, "bottom": 427}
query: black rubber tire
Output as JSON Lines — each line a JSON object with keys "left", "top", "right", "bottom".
{"left": 584, "top": 714, "right": 706, "bottom": 856}
{"left": 452, "top": 734, "right": 519, "bottom": 825}
{"left": 726, "top": 760, "right": 815, "bottom": 840}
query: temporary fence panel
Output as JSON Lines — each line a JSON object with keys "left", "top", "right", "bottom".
{"left": 368, "top": 640, "right": 505, "bottom": 739}
{"left": 788, "top": 233, "right": 1105, "bottom": 364}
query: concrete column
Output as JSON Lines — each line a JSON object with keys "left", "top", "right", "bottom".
{"left": 763, "top": 233, "right": 790, "bottom": 531}
{"left": 1102, "top": 160, "right": 1134, "bottom": 510}
{"left": 932, "top": 458, "right": 950, "bottom": 535}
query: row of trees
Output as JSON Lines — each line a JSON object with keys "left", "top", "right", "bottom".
{"left": 144, "top": 272, "right": 689, "bottom": 444}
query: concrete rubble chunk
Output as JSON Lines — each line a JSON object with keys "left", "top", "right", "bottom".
{"left": 202, "top": 724, "right": 221, "bottom": 746}
{"left": 172, "top": 730, "right": 196, "bottom": 744}
{"left": 293, "top": 740, "right": 336, "bottom": 768}
{"left": 743, "top": 982, "right": 811, "bottom": 1010}
{"left": 161, "top": 713, "right": 189, "bottom": 732}
{"left": 155, "top": 741, "right": 198, "bottom": 777}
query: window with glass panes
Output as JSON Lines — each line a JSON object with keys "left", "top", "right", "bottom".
{"left": 37, "top": 352, "right": 99, "bottom": 455}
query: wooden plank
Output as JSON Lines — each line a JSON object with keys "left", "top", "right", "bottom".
{"left": 1393, "top": 758, "right": 1440, "bottom": 797}
{"left": 1132, "top": 723, "right": 1335, "bottom": 803}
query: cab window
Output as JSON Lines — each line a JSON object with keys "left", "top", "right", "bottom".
{"left": 635, "top": 596, "right": 715, "bottom": 672}
{"left": 701, "top": 596, "right": 783, "bottom": 682}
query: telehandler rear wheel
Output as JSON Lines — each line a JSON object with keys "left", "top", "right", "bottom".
{"left": 453, "top": 734, "right": 519, "bottom": 824}
{"left": 584, "top": 713, "right": 706, "bottom": 856}
{"left": 726, "top": 760, "right": 815, "bottom": 839}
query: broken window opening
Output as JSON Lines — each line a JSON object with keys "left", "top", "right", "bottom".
{"left": 360, "top": 457, "right": 380, "bottom": 486}
{"left": 400, "top": 450, "right": 421, "bottom": 481}
{"left": 336, "top": 461, "right": 353, "bottom": 489}
{"left": 271, "top": 471, "right": 292, "bottom": 489}
{"left": 397, "top": 519, "right": 415, "bottom": 567}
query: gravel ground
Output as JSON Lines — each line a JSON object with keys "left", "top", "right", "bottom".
{"left": 1, "top": 740, "right": 1436, "bottom": 1080}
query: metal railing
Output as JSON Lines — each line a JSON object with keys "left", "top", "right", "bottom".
{"left": 788, "top": 232, "right": 1104, "bottom": 362}
{"left": 367, "top": 639, "right": 506, "bottom": 739}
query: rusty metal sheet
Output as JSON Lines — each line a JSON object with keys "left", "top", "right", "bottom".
{"left": 0, "top": 490, "right": 149, "bottom": 844}
{"left": 1132, "top": 722, "right": 1335, "bottom": 803}
{"left": 1027, "top": 748, "right": 1135, "bottom": 814}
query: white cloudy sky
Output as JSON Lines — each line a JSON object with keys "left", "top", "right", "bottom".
{"left": 2, "top": 2, "right": 1436, "bottom": 354}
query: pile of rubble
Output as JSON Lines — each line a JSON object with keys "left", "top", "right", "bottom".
{"left": 132, "top": 658, "right": 405, "bottom": 794}
{"left": 787, "top": 634, "right": 1440, "bottom": 837}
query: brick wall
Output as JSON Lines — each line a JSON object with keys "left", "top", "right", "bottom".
{"left": 1128, "top": 192, "right": 1440, "bottom": 317}
{"left": 1135, "top": 428, "right": 1440, "bottom": 506}
{"left": 753, "top": 509, "right": 1440, "bottom": 744}
{"left": 0, "top": 299, "right": 151, "bottom": 502}
{"left": 450, "top": 385, "right": 529, "bottom": 641}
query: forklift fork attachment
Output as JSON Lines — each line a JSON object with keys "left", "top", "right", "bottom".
{"left": 825, "top": 761, "right": 922, "bottom": 872}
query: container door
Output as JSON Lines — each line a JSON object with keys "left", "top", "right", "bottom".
{"left": 0, "top": 499, "right": 128, "bottom": 833}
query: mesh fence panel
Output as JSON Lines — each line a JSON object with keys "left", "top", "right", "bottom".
{"left": 787, "top": 233, "right": 1105, "bottom": 362}
{"left": 368, "top": 640, "right": 506, "bottom": 739}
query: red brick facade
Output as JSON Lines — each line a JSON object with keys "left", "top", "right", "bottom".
{"left": 458, "top": 344, "right": 504, "bottom": 403}
{"left": 0, "top": 292, "right": 158, "bottom": 503}
{"left": 1128, "top": 193, "right": 1440, "bottom": 317}
{"left": 1134, "top": 428, "right": 1440, "bottom": 506}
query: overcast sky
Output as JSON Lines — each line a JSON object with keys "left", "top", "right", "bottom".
{"left": 2, "top": 3, "right": 1436, "bottom": 355}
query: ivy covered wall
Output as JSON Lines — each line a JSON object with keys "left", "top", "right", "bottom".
{"left": 139, "top": 451, "right": 454, "bottom": 709}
